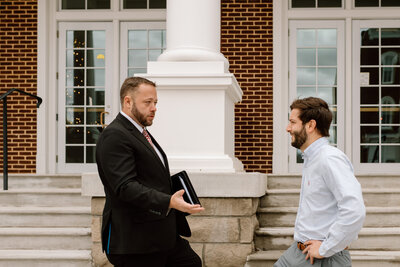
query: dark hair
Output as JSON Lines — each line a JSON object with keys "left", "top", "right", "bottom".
{"left": 290, "top": 97, "right": 332, "bottom": 137}
{"left": 120, "top": 77, "right": 156, "bottom": 105}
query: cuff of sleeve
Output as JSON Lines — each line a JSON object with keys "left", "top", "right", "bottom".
{"left": 319, "top": 243, "right": 334, "bottom": 258}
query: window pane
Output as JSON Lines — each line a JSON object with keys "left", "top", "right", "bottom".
{"left": 86, "top": 146, "right": 96, "bottom": 163}
{"left": 124, "top": 0, "right": 147, "bottom": 9}
{"left": 87, "top": 127, "right": 103, "bottom": 144}
{"left": 129, "top": 50, "right": 147, "bottom": 68}
{"left": 381, "top": 28, "right": 400, "bottom": 46}
{"left": 361, "top": 126, "right": 379, "bottom": 143}
{"left": 328, "top": 126, "right": 337, "bottom": 143}
{"left": 318, "top": 68, "right": 337, "bottom": 85}
{"left": 381, "top": 146, "right": 400, "bottom": 163}
{"left": 297, "top": 87, "right": 316, "bottom": 98}
{"left": 62, "top": 0, "right": 85, "bottom": 9}
{"left": 297, "top": 49, "right": 316, "bottom": 66}
{"left": 360, "top": 106, "right": 379, "bottom": 124}
{"left": 382, "top": 0, "right": 400, "bottom": 7}
{"left": 355, "top": 0, "right": 379, "bottom": 7}
{"left": 149, "top": 30, "right": 164, "bottom": 48}
{"left": 87, "top": 50, "right": 105, "bottom": 67}
{"left": 66, "top": 88, "right": 84, "bottom": 105}
{"left": 87, "top": 0, "right": 110, "bottom": 9}
{"left": 382, "top": 126, "right": 400, "bottom": 143}
{"left": 318, "top": 87, "right": 336, "bottom": 105}
{"left": 66, "top": 127, "right": 84, "bottom": 144}
{"left": 149, "top": 50, "right": 162, "bottom": 61}
{"left": 129, "top": 31, "right": 147, "bottom": 49}
{"left": 317, "top": 29, "right": 336, "bottom": 46}
{"left": 382, "top": 67, "right": 400, "bottom": 85}
{"left": 297, "top": 29, "right": 316, "bottom": 47}
{"left": 66, "top": 69, "right": 85, "bottom": 87}
{"left": 87, "top": 31, "right": 105, "bottom": 48}
{"left": 66, "top": 107, "right": 84, "bottom": 125}
{"left": 297, "top": 68, "right": 316, "bottom": 85}
{"left": 361, "top": 145, "right": 379, "bottom": 163}
{"left": 66, "top": 146, "right": 84, "bottom": 163}
{"left": 86, "top": 107, "right": 104, "bottom": 125}
{"left": 361, "top": 87, "right": 379, "bottom": 104}
{"left": 67, "top": 31, "right": 85, "bottom": 48}
{"left": 318, "top": 48, "right": 337, "bottom": 66}
{"left": 318, "top": 0, "right": 341, "bottom": 7}
{"left": 128, "top": 68, "right": 146, "bottom": 77}
{"left": 382, "top": 87, "right": 400, "bottom": 104}
{"left": 381, "top": 48, "right": 400, "bottom": 66}
{"left": 361, "top": 28, "right": 379, "bottom": 46}
{"left": 292, "top": 0, "right": 315, "bottom": 8}
{"left": 87, "top": 88, "right": 105, "bottom": 106}
{"left": 361, "top": 48, "right": 379, "bottom": 65}
{"left": 149, "top": 0, "right": 166, "bottom": 9}
{"left": 381, "top": 106, "right": 400, "bottom": 124}
{"left": 360, "top": 67, "right": 379, "bottom": 85}
{"left": 87, "top": 69, "right": 105, "bottom": 86}
{"left": 67, "top": 50, "right": 84, "bottom": 68}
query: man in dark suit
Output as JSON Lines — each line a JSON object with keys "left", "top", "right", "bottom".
{"left": 96, "top": 77, "right": 204, "bottom": 267}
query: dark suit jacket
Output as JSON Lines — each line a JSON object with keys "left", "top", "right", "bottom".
{"left": 96, "top": 113, "right": 191, "bottom": 254}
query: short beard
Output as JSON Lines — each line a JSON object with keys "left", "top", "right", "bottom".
{"left": 291, "top": 125, "right": 307, "bottom": 149}
{"left": 131, "top": 104, "right": 152, "bottom": 127}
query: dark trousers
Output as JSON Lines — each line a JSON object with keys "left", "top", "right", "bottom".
{"left": 106, "top": 236, "right": 202, "bottom": 267}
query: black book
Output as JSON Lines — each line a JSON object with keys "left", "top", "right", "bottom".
{"left": 171, "top": 171, "right": 201, "bottom": 206}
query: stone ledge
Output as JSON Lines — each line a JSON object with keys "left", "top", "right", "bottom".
{"left": 82, "top": 172, "right": 266, "bottom": 198}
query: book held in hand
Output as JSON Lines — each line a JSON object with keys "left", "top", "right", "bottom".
{"left": 171, "top": 171, "right": 201, "bottom": 206}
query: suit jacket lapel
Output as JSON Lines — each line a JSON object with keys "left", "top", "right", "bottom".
{"left": 115, "top": 114, "right": 169, "bottom": 174}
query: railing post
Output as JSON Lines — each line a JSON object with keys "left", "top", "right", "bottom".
{"left": 2, "top": 97, "right": 8, "bottom": 190}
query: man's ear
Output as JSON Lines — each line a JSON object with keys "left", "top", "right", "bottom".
{"left": 307, "top": 119, "right": 317, "bottom": 132}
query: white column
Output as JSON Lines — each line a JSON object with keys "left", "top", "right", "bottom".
{"left": 158, "top": 0, "right": 229, "bottom": 72}
{"left": 141, "top": 0, "right": 244, "bottom": 173}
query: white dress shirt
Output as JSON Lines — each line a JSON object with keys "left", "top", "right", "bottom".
{"left": 120, "top": 111, "right": 165, "bottom": 166}
{"left": 294, "top": 137, "right": 366, "bottom": 257}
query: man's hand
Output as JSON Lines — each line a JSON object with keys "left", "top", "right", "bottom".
{"left": 302, "top": 240, "right": 324, "bottom": 264}
{"left": 169, "top": 190, "right": 204, "bottom": 214}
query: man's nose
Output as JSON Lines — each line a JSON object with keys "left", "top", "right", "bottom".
{"left": 286, "top": 124, "right": 291, "bottom": 132}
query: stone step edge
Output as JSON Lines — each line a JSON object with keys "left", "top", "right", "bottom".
{"left": 256, "top": 227, "right": 400, "bottom": 236}
{"left": 0, "top": 227, "right": 91, "bottom": 236}
{"left": 247, "top": 250, "right": 400, "bottom": 261}
{"left": 258, "top": 206, "right": 400, "bottom": 213}
{"left": 266, "top": 174, "right": 400, "bottom": 179}
{"left": 0, "top": 188, "right": 83, "bottom": 193}
{"left": 0, "top": 206, "right": 91, "bottom": 214}
{"left": 266, "top": 188, "right": 400, "bottom": 194}
{"left": 0, "top": 249, "right": 91, "bottom": 260}
{"left": 4, "top": 174, "right": 82, "bottom": 178}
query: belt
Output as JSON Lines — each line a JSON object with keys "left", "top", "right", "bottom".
{"left": 297, "top": 242, "right": 348, "bottom": 251}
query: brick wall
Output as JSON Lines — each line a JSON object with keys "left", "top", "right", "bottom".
{"left": 221, "top": 0, "right": 273, "bottom": 174}
{"left": 0, "top": 0, "right": 38, "bottom": 173}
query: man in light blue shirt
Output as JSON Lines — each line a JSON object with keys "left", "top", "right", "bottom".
{"left": 274, "top": 97, "right": 366, "bottom": 267}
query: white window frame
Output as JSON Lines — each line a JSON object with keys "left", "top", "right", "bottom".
{"left": 120, "top": 22, "right": 166, "bottom": 86}
{"left": 288, "top": 20, "right": 345, "bottom": 173}
{"left": 352, "top": 19, "right": 400, "bottom": 173}
{"left": 37, "top": 0, "right": 165, "bottom": 173}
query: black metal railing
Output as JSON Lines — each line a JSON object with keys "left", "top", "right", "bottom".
{"left": 1, "top": 88, "right": 42, "bottom": 190}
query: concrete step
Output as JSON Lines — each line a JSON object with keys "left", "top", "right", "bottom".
{"left": 245, "top": 250, "right": 400, "bottom": 267}
{"left": 0, "top": 174, "right": 82, "bottom": 189}
{"left": 0, "top": 206, "right": 91, "bottom": 227}
{"left": 0, "top": 189, "right": 91, "bottom": 207}
{"left": 267, "top": 174, "right": 400, "bottom": 190}
{"left": 254, "top": 227, "right": 400, "bottom": 251}
{"left": 0, "top": 227, "right": 91, "bottom": 250}
{"left": 0, "top": 249, "right": 92, "bottom": 267}
{"left": 261, "top": 188, "right": 400, "bottom": 207}
{"left": 258, "top": 206, "right": 400, "bottom": 228}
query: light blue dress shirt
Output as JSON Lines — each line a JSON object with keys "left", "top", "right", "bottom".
{"left": 294, "top": 137, "right": 366, "bottom": 257}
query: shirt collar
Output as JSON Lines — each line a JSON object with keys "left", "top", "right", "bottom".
{"left": 120, "top": 111, "right": 144, "bottom": 133}
{"left": 302, "top": 137, "right": 329, "bottom": 160}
